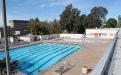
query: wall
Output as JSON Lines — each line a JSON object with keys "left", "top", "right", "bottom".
{"left": 20, "top": 34, "right": 83, "bottom": 42}
{"left": 59, "top": 34, "right": 83, "bottom": 39}
{"left": 39, "top": 34, "right": 59, "bottom": 40}
{"left": 9, "top": 20, "right": 30, "bottom": 36}
{"left": 19, "top": 29, "right": 119, "bottom": 42}
{"left": 20, "top": 37, "right": 31, "bottom": 42}
{"left": 19, "top": 34, "right": 59, "bottom": 42}
{"left": 86, "top": 28, "right": 119, "bottom": 39}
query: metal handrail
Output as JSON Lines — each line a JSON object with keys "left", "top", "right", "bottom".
{"left": 91, "top": 30, "right": 119, "bottom": 75}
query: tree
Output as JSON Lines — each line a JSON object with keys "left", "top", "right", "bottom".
{"left": 28, "top": 18, "right": 51, "bottom": 35}
{"left": 91, "top": 6, "right": 108, "bottom": 20}
{"left": 50, "top": 20, "right": 59, "bottom": 34}
{"left": 77, "top": 14, "right": 87, "bottom": 33}
{"left": 59, "top": 4, "right": 81, "bottom": 33}
{"left": 106, "top": 18, "right": 117, "bottom": 28}
{"left": 39, "top": 21, "right": 50, "bottom": 35}
{"left": 87, "top": 14, "right": 102, "bottom": 28}
{"left": 80, "top": 14, "right": 88, "bottom": 28}
{"left": 72, "top": 14, "right": 86, "bottom": 33}
{"left": 59, "top": 4, "right": 73, "bottom": 33}
{"left": 118, "top": 15, "right": 121, "bottom": 27}
{"left": 72, "top": 8, "right": 81, "bottom": 33}
{"left": 87, "top": 6, "right": 108, "bottom": 28}
{"left": 0, "top": 58, "right": 18, "bottom": 75}
{"left": 28, "top": 18, "right": 40, "bottom": 35}
{"left": 56, "top": 20, "right": 62, "bottom": 33}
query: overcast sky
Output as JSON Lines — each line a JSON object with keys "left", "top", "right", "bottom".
{"left": 0, "top": 0, "right": 121, "bottom": 27}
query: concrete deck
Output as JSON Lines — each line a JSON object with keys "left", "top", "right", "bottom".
{"left": 0, "top": 38, "right": 110, "bottom": 75}
{"left": 36, "top": 42, "right": 109, "bottom": 75}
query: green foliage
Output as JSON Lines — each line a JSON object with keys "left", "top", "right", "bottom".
{"left": 28, "top": 18, "right": 51, "bottom": 35}
{"left": 0, "top": 58, "right": 18, "bottom": 75}
{"left": 87, "top": 14, "right": 102, "bottom": 28}
{"left": 77, "top": 14, "right": 87, "bottom": 33}
{"left": 39, "top": 21, "right": 50, "bottom": 35}
{"left": 28, "top": 18, "right": 40, "bottom": 35}
{"left": 59, "top": 4, "right": 74, "bottom": 33}
{"left": 118, "top": 16, "right": 121, "bottom": 27}
{"left": 28, "top": 18, "right": 61, "bottom": 35}
{"left": 59, "top": 4, "right": 85, "bottom": 33}
{"left": 50, "top": 20, "right": 58, "bottom": 34}
{"left": 106, "top": 18, "right": 117, "bottom": 28}
{"left": 87, "top": 6, "right": 108, "bottom": 28}
{"left": 59, "top": 4, "right": 108, "bottom": 33}
{"left": 28, "top": 5, "right": 109, "bottom": 34}
{"left": 91, "top": 6, "right": 108, "bottom": 20}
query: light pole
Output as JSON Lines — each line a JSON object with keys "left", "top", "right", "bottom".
{"left": 2, "top": 0, "right": 11, "bottom": 75}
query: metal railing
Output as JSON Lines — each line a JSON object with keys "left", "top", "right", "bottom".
{"left": 91, "top": 30, "right": 119, "bottom": 75}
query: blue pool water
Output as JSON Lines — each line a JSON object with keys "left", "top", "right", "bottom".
{"left": 0, "top": 43, "right": 81, "bottom": 75}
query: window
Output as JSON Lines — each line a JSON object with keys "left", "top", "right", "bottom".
{"left": 101, "top": 33, "right": 107, "bottom": 36}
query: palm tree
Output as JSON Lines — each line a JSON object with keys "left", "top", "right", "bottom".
{"left": 0, "top": 58, "right": 18, "bottom": 75}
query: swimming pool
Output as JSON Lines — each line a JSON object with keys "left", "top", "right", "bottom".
{"left": 0, "top": 43, "right": 81, "bottom": 75}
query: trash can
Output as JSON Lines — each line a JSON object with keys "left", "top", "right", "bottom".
{"left": 82, "top": 66, "right": 88, "bottom": 74}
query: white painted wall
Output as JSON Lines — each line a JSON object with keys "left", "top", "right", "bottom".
{"left": 17, "top": 28, "right": 119, "bottom": 42}
{"left": 20, "top": 37, "right": 31, "bottom": 42}
{"left": 39, "top": 34, "right": 59, "bottom": 40}
{"left": 60, "top": 34, "right": 83, "bottom": 39}
{"left": 20, "top": 34, "right": 59, "bottom": 42}
{"left": 10, "top": 37, "right": 14, "bottom": 43}
{"left": 20, "top": 34, "right": 83, "bottom": 42}
{"left": 86, "top": 28, "right": 119, "bottom": 39}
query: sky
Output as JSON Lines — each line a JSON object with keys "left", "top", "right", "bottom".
{"left": 0, "top": 0, "right": 121, "bottom": 27}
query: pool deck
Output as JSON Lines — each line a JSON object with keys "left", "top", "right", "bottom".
{"left": 0, "top": 38, "right": 110, "bottom": 75}
{"left": 35, "top": 42, "right": 109, "bottom": 75}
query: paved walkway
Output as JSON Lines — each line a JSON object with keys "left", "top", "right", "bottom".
{"left": 0, "top": 38, "right": 109, "bottom": 75}
{"left": 38, "top": 43, "right": 108, "bottom": 75}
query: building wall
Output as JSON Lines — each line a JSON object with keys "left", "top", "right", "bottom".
{"left": 86, "top": 28, "right": 119, "bottom": 39}
{"left": 19, "top": 34, "right": 59, "bottom": 42}
{"left": 9, "top": 20, "right": 30, "bottom": 36}
{"left": 60, "top": 34, "right": 83, "bottom": 39}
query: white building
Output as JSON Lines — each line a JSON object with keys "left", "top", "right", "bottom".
{"left": 86, "top": 28, "right": 119, "bottom": 39}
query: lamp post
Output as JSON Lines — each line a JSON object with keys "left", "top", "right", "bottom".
{"left": 2, "top": 0, "right": 11, "bottom": 75}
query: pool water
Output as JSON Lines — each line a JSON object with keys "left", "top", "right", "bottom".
{"left": 0, "top": 43, "right": 81, "bottom": 75}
